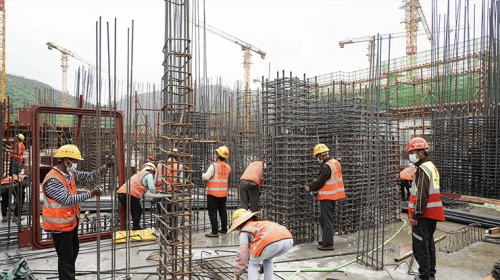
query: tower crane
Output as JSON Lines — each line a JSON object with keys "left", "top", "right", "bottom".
{"left": 46, "top": 42, "right": 105, "bottom": 107}
{"left": 191, "top": 20, "right": 266, "bottom": 96}
{"left": 0, "top": 0, "right": 5, "bottom": 103}
{"left": 400, "top": 0, "right": 432, "bottom": 57}
{"left": 339, "top": 30, "right": 433, "bottom": 66}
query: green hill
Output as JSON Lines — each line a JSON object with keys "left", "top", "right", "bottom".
{"left": 5, "top": 73, "right": 80, "bottom": 113}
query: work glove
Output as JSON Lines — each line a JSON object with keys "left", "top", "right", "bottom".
{"left": 91, "top": 185, "right": 104, "bottom": 197}
{"left": 106, "top": 155, "right": 115, "bottom": 167}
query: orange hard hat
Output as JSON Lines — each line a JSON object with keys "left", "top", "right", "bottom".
{"left": 407, "top": 137, "right": 429, "bottom": 152}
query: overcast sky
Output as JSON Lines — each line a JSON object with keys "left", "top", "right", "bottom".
{"left": 7, "top": 0, "right": 483, "bottom": 101}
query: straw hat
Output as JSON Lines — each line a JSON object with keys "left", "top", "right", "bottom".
{"left": 226, "top": 209, "right": 260, "bottom": 234}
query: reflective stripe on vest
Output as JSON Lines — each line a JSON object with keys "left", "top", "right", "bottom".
{"left": 41, "top": 169, "right": 81, "bottom": 232}
{"left": 207, "top": 161, "right": 229, "bottom": 197}
{"left": 240, "top": 161, "right": 263, "bottom": 186}
{"left": 407, "top": 161, "right": 445, "bottom": 221}
{"left": 241, "top": 220, "right": 293, "bottom": 257}
{"left": 117, "top": 171, "right": 149, "bottom": 199}
{"left": 318, "top": 159, "right": 346, "bottom": 200}
{"left": 400, "top": 167, "right": 416, "bottom": 180}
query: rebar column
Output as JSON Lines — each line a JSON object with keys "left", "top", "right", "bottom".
{"left": 159, "top": 0, "right": 194, "bottom": 279}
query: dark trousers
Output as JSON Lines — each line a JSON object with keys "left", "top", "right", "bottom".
{"left": 207, "top": 194, "right": 227, "bottom": 234}
{"left": 239, "top": 180, "right": 260, "bottom": 212}
{"left": 1, "top": 185, "right": 25, "bottom": 217}
{"left": 400, "top": 179, "right": 411, "bottom": 201}
{"left": 53, "top": 224, "right": 79, "bottom": 280}
{"left": 320, "top": 200, "right": 336, "bottom": 247}
{"left": 118, "top": 193, "right": 143, "bottom": 230}
{"left": 9, "top": 161, "right": 21, "bottom": 176}
{"left": 412, "top": 218, "right": 437, "bottom": 280}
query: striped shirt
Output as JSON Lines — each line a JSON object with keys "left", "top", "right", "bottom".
{"left": 44, "top": 166, "right": 107, "bottom": 234}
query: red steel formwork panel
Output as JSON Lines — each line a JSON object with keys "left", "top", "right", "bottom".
{"left": 21, "top": 106, "right": 125, "bottom": 250}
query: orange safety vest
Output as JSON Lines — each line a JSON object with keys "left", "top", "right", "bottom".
{"left": 1, "top": 174, "right": 27, "bottom": 185}
{"left": 207, "top": 161, "right": 230, "bottom": 197}
{"left": 400, "top": 167, "right": 416, "bottom": 181}
{"left": 157, "top": 160, "right": 184, "bottom": 192}
{"left": 317, "top": 159, "right": 345, "bottom": 200}
{"left": 241, "top": 220, "right": 293, "bottom": 258}
{"left": 240, "top": 161, "right": 263, "bottom": 187}
{"left": 41, "top": 169, "right": 81, "bottom": 232}
{"left": 11, "top": 142, "right": 26, "bottom": 162}
{"left": 117, "top": 170, "right": 150, "bottom": 199}
{"left": 408, "top": 161, "right": 445, "bottom": 221}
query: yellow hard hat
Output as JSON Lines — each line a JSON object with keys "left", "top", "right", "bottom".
{"left": 226, "top": 209, "right": 260, "bottom": 234}
{"left": 54, "top": 144, "right": 84, "bottom": 160}
{"left": 142, "top": 162, "right": 157, "bottom": 172}
{"left": 215, "top": 146, "right": 229, "bottom": 159}
{"left": 313, "top": 143, "right": 329, "bottom": 157}
{"left": 17, "top": 134, "right": 25, "bottom": 141}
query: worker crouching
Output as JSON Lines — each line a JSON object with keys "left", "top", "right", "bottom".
{"left": 117, "top": 162, "right": 157, "bottom": 230}
{"left": 228, "top": 209, "right": 293, "bottom": 280}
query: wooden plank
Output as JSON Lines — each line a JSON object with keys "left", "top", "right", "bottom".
{"left": 488, "top": 227, "right": 500, "bottom": 234}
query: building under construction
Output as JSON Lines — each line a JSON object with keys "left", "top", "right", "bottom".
{"left": 0, "top": 0, "right": 500, "bottom": 279}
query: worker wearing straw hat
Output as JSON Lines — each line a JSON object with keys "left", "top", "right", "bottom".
{"left": 228, "top": 209, "right": 293, "bottom": 280}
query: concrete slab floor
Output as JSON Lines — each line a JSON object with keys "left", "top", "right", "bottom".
{"left": 0, "top": 208, "right": 499, "bottom": 280}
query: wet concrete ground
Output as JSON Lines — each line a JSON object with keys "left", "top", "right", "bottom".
{"left": 0, "top": 207, "right": 499, "bottom": 280}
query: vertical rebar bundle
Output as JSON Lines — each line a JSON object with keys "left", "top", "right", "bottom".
{"left": 159, "top": 0, "right": 194, "bottom": 278}
{"left": 261, "top": 71, "right": 320, "bottom": 245}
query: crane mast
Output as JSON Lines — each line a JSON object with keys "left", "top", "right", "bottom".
{"left": 47, "top": 42, "right": 103, "bottom": 108}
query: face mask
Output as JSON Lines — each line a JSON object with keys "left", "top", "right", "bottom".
{"left": 68, "top": 163, "right": 77, "bottom": 172}
{"left": 214, "top": 155, "right": 218, "bottom": 161}
{"left": 317, "top": 157, "right": 323, "bottom": 163}
{"left": 409, "top": 154, "right": 419, "bottom": 163}
{"left": 65, "top": 160, "right": 77, "bottom": 173}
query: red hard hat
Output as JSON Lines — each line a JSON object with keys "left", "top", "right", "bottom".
{"left": 407, "top": 137, "right": 430, "bottom": 152}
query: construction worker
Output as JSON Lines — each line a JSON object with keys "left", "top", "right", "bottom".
{"left": 117, "top": 162, "right": 157, "bottom": 230}
{"left": 305, "top": 144, "right": 345, "bottom": 251}
{"left": 239, "top": 161, "right": 263, "bottom": 212}
{"left": 202, "top": 146, "right": 230, "bottom": 237}
{"left": 1, "top": 174, "right": 28, "bottom": 222}
{"left": 41, "top": 144, "right": 114, "bottom": 279}
{"left": 154, "top": 149, "right": 184, "bottom": 192}
{"left": 228, "top": 209, "right": 293, "bottom": 280}
{"left": 407, "top": 137, "right": 445, "bottom": 280}
{"left": 4, "top": 134, "right": 27, "bottom": 176}
{"left": 400, "top": 165, "right": 416, "bottom": 201}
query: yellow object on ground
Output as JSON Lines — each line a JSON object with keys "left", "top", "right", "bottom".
{"left": 113, "top": 228, "right": 156, "bottom": 243}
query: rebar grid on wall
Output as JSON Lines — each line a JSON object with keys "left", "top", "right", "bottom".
{"left": 158, "top": 0, "right": 194, "bottom": 278}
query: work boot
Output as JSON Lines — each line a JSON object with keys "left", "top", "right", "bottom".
{"left": 218, "top": 229, "right": 227, "bottom": 234}
{"left": 1, "top": 216, "right": 7, "bottom": 223}
{"left": 205, "top": 232, "right": 218, "bottom": 238}
{"left": 318, "top": 245, "right": 334, "bottom": 251}
{"left": 258, "top": 263, "right": 264, "bottom": 274}
{"left": 318, "top": 241, "right": 323, "bottom": 245}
